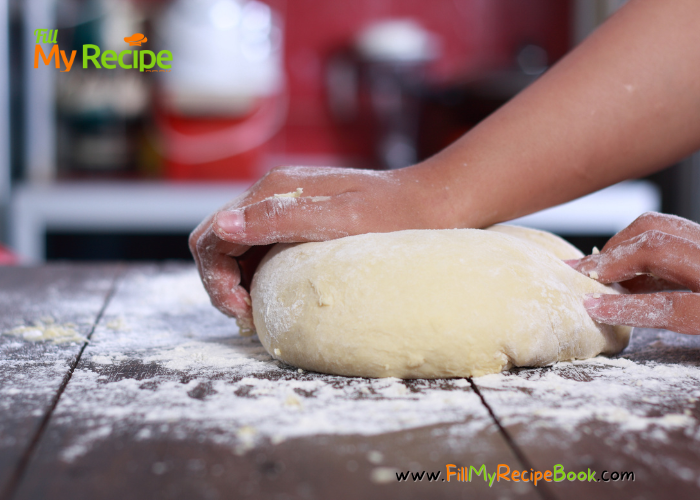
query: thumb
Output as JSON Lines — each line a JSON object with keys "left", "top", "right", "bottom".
{"left": 584, "top": 292, "right": 700, "bottom": 335}
{"left": 212, "top": 194, "right": 356, "bottom": 245}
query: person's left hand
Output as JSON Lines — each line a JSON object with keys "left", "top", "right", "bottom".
{"left": 566, "top": 212, "right": 700, "bottom": 334}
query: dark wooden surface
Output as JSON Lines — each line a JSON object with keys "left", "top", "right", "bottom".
{"left": 1, "top": 264, "right": 700, "bottom": 500}
{"left": 473, "top": 330, "right": 700, "bottom": 499}
{"left": 0, "top": 265, "right": 121, "bottom": 499}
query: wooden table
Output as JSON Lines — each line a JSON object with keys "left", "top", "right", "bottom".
{"left": 1, "top": 264, "right": 699, "bottom": 500}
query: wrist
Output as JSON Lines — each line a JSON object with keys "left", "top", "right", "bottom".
{"left": 397, "top": 159, "right": 490, "bottom": 230}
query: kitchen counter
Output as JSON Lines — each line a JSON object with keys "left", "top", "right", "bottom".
{"left": 1, "top": 264, "right": 699, "bottom": 500}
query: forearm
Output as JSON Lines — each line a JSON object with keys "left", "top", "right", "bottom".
{"left": 409, "top": 0, "right": 700, "bottom": 229}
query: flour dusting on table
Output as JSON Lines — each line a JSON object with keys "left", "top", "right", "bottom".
{"left": 9, "top": 266, "right": 699, "bottom": 482}
{"left": 50, "top": 267, "right": 494, "bottom": 463}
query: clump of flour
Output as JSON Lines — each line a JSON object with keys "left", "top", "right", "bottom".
{"left": 5, "top": 318, "right": 86, "bottom": 344}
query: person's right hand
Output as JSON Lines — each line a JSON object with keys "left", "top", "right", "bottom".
{"left": 189, "top": 165, "right": 453, "bottom": 334}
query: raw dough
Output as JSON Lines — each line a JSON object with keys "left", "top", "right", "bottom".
{"left": 250, "top": 226, "right": 631, "bottom": 378}
{"left": 485, "top": 224, "right": 584, "bottom": 260}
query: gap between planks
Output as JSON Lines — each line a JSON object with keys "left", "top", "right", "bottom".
{"left": 1, "top": 263, "right": 559, "bottom": 500}
{"left": 0, "top": 266, "right": 125, "bottom": 500}
{"left": 469, "top": 377, "right": 558, "bottom": 500}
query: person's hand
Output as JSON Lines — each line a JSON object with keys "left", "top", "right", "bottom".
{"left": 189, "top": 165, "right": 452, "bottom": 334}
{"left": 566, "top": 212, "right": 700, "bottom": 334}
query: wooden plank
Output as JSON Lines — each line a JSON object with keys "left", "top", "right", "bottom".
{"left": 0, "top": 265, "right": 120, "bottom": 498}
{"left": 472, "top": 327, "right": 700, "bottom": 499}
{"left": 14, "top": 264, "right": 540, "bottom": 500}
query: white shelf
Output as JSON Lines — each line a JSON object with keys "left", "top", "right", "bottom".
{"left": 10, "top": 181, "right": 251, "bottom": 262}
{"left": 510, "top": 180, "right": 660, "bottom": 235}
{"left": 10, "top": 179, "right": 660, "bottom": 263}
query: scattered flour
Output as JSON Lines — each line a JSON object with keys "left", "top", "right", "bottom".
{"left": 0, "top": 269, "right": 116, "bottom": 451}
{"left": 472, "top": 356, "right": 700, "bottom": 439}
{"left": 6, "top": 266, "right": 700, "bottom": 481}
{"left": 463, "top": 354, "right": 700, "bottom": 482}
{"left": 5, "top": 319, "right": 86, "bottom": 344}
{"left": 370, "top": 467, "right": 400, "bottom": 484}
{"left": 48, "top": 267, "right": 494, "bottom": 462}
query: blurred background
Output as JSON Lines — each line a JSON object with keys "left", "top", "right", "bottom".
{"left": 0, "top": 0, "right": 697, "bottom": 263}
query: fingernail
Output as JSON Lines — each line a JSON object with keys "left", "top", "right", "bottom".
{"left": 583, "top": 294, "right": 602, "bottom": 309}
{"left": 215, "top": 210, "right": 245, "bottom": 234}
{"left": 563, "top": 259, "right": 580, "bottom": 268}
{"left": 575, "top": 254, "right": 602, "bottom": 276}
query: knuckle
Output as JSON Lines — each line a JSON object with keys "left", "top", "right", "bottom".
{"left": 211, "top": 296, "right": 227, "bottom": 311}
{"left": 631, "top": 211, "right": 662, "bottom": 232}
{"left": 270, "top": 164, "right": 294, "bottom": 173}
{"left": 638, "top": 229, "right": 671, "bottom": 248}
{"left": 212, "top": 300, "right": 234, "bottom": 318}
{"left": 195, "top": 235, "right": 212, "bottom": 256}
{"left": 638, "top": 211, "right": 662, "bottom": 222}
{"left": 265, "top": 165, "right": 294, "bottom": 182}
{"left": 258, "top": 169, "right": 284, "bottom": 187}
{"left": 261, "top": 198, "right": 281, "bottom": 220}
{"left": 257, "top": 166, "right": 300, "bottom": 194}
{"left": 266, "top": 166, "right": 285, "bottom": 177}
{"left": 247, "top": 200, "right": 285, "bottom": 236}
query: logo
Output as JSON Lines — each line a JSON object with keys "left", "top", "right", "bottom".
{"left": 33, "top": 29, "right": 171, "bottom": 73}
{"left": 124, "top": 33, "right": 148, "bottom": 47}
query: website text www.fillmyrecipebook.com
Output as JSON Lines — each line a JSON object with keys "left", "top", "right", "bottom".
{"left": 394, "top": 464, "right": 634, "bottom": 487}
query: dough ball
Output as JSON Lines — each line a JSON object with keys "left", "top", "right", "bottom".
{"left": 486, "top": 224, "right": 584, "bottom": 260}
{"left": 250, "top": 227, "right": 630, "bottom": 378}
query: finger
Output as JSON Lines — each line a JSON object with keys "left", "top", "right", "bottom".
{"left": 584, "top": 292, "right": 700, "bottom": 335}
{"left": 212, "top": 194, "right": 360, "bottom": 245}
{"left": 603, "top": 212, "right": 700, "bottom": 252}
{"left": 237, "top": 166, "right": 369, "bottom": 208}
{"left": 566, "top": 231, "right": 700, "bottom": 291}
{"left": 565, "top": 260, "right": 683, "bottom": 293}
{"left": 195, "top": 230, "right": 254, "bottom": 326}
{"left": 208, "top": 167, "right": 403, "bottom": 245}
